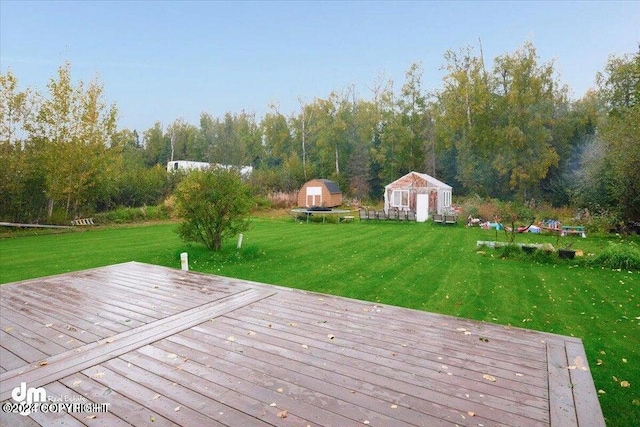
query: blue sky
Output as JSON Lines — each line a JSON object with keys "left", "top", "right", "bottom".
{"left": 1, "top": 1, "right": 638, "bottom": 132}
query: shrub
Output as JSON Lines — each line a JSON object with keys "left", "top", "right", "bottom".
{"left": 585, "top": 214, "right": 619, "bottom": 234}
{"left": 93, "top": 205, "right": 169, "bottom": 224}
{"left": 497, "top": 244, "right": 524, "bottom": 258}
{"left": 174, "top": 168, "right": 254, "bottom": 251}
{"left": 588, "top": 243, "right": 640, "bottom": 271}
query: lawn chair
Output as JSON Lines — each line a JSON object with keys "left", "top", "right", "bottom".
{"left": 359, "top": 209, "right": 368, "bottom": 221}
{"left": 432, "top": 214, "right": 444, "bottom": 224}
{"left": 376, "top": 210, "right": 387, "bottom": 220}
{"left": 444, "top": 215, "right": 457, "bottom": 225}
{"left": 397, "top": 209, "right": 407, "bottom": 221}
{"left": 368, "top": 210, "right": 376, "bottom": 220}
{"left": 407, "top": 211, "right": 416, "bottom": 221}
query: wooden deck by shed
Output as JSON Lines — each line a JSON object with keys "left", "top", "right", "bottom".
{"left": 0, "top": 262, "right": 604, "bottom": 426}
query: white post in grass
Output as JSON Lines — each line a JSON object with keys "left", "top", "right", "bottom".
{"left": 237, "top": 233, "right": 243, "bottom": 249}
{"left": 180, "top": 252, "right": 189, "bottom": 271}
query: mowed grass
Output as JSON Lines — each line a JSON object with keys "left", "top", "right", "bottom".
{"left": 1, "top": 218, "right": 639, "bottom": 426}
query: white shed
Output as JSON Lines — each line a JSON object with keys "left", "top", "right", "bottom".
{"left": 384, "top": 172, "right": 452, "bottom": 222}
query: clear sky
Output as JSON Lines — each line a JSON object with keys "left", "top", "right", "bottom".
{"left": 1, "top": 0, "right": 638, "bottom": 132}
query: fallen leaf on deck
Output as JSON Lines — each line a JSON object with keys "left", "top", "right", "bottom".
{"left": 301, "top": 344, "right": 309, "bottom": 349}
{"left": 45, "top": 323, "right": 54, "bottom": 328}
{"left": 483, "top": 374, "right": 496, "bottom": 382}
{"left": 247, "top": 331, "right": 256, "bottom": 336}
{"left": 289, "top": 322, "right": 297, "bottom": 327}
{"left": 85, "top": 415, "right": 97, "bottom": 419}
{"left": 572, "top": 356, "right": 588, "bottom": 371}
{"left": 327, "top": 334, "right": 335, "bottom": 340}
{"left": 150, "top": 415, "right": 155, "bottom": 422}
{"left": 93, "top": 372, "right": 105, "bottom": 379}
{"left": 227, "top": 336, "right": 236, "bottom": 342}
{"left": 174, "top": 406, "right": 181, "bottom": 412}
{"left": 363, "top": 421, "right": 370, "bottom": 425}
{"left": 269, "top": 403, "right": 277, "bottom": 407}
{"left": 38, "top": 361, "right": 48, "bottom": 367}
{"left": 620, "top": 381, "right": 630, "bottom": 388}
{"left": 515, "top": 373, "right": 524, "bottom": 377}
{"left": 464, "top": 331, "right": 472, "bottom": 335}
{"left": 391, "top": 404, "right": 398, "bottom": 409}
{"left": 152, "top": 394, "right": 161, "bottom": 400}
{"left": 103, "top": 388, "right": 112, "bottom": 396}
{"left": 277, "top": 388, "right": 284, "bottom": 393}
{"left": 103, "top": 337, "right": 115, "bottom": 344}
{"left": 72, "top": 380, "right": 82, "bottom": 387}
{"left": 127, "top": 362, "right": 132, "bottom": 368}
{"left": 5, "top": 327, "right": 14, "bottom": 332}
{"left": 468, "top": 411, "right": 475, "bottom": 416}
{"left": 277, "top": 410, "right": 288, "bottom": 418}
{"left": 166, "top": 353, "right": 177, "bottom": 359}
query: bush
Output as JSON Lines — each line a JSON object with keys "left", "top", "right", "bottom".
{"left": 585, "top": 214, "right": 619, "bottom": 234}
{"left": 93, "top": 205, "right": 170, "bottom": 224}
{"left": 174, "top": 168, "right": 254, "bottom": 251}
{"left": 497, "top": 244, "right": 524, "bottom": 258}
{"left": 588, "top": 243, "right": 640, "bottom": 271}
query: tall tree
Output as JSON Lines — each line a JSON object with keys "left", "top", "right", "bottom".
{"left": 492, "top": 42, "right": 563, "bottom": 199}
{"left": 30, "top": 63, "right": 118, "bottom": 218}
{"left": 586, "top": 49, "right": 640, "bottom": 221}
{"left": 143, "top": 122, "right": 169, "bottom": 166}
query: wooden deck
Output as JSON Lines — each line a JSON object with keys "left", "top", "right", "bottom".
{"left": 0, "top": 262, "right": 604, "bottom": 426}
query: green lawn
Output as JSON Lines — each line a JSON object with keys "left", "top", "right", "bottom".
{"left": 1, "top": 218, "right": 638, "bottom": 426}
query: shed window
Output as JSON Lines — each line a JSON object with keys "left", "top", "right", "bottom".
{"left": 392, "top": 190, "right": 409, "bottom": 208}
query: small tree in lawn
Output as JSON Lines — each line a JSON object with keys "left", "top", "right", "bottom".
{"left": 174, "top": 168, "right": 253, "bottom": 251}
{"left": 498, "top": 201, "right": 535, "bottom": 244}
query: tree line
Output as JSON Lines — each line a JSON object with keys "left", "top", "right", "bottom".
{"left": 1, "top": 42, "right": 638, "bottom": 224}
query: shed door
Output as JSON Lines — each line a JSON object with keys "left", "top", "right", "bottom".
{"left": 416, "top": 193, "right": 429, "bottom": 222}
{"left": 306, "top": 186, "right": 322, "bottom": 207}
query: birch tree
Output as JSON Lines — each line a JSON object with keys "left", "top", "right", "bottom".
{"left": 32, "top": 63, "right": 118, "bottom": 218}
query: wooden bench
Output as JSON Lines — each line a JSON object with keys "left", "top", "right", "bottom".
{"left": 71, "top": 218, "right": 94, "bottom": 226}
{"left": 561, "top": 226, "right": 586, "bottom": 238}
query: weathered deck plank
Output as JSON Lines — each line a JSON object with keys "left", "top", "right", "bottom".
{"left": 0, "top": 262, "right": 605, "bottom": 426}
{"left": 0, "top": 287, "right": 274, "bottom": 401}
